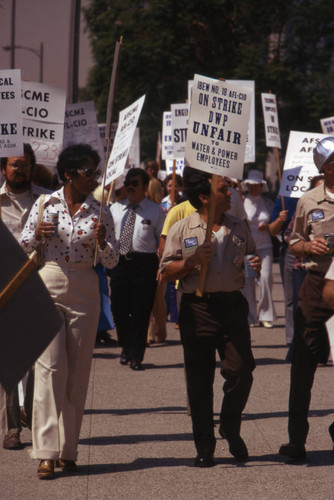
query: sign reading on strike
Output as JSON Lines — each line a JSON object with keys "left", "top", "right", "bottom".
{"left": 261, "top": 93, "right": 281, "bottom": 149}
{"left": 0, "top": 69, "right": 23, "bottom": 157}
{"left": 185, "top": 74, "right": 252, "bottom": 179}
{"left": 279, "top": 131, "right": 326, "bottom": 198}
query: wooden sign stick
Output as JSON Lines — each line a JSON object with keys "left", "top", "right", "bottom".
{"left": 94, "top": 37, "right": 123, "bottom": 266}
{"left": 195, "top": 174, "right": 219, "bottom": 297}
{"left": 0, "top": 251, "right": 37, "bottom": 309}
{"left": 170, "top": 159, "right": 176, "bottom": 208}
{"left": 275, "top": 147, "right": 285, "bottom": 211}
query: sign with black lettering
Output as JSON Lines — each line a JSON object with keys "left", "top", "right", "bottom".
{"left": 185, "top": 74, "right": 252, "bottom": 178}
{"left": 320, "top": 116, "right": 334, "bottom": 134}
{"left": 166, "top": 158, "right": 184, "bottom": 176}
{"left": 171, "top": 103, "right": 189, "bottom": 159}
{"left": 261, "top": 93, "right": 281, "bottom": 149}
{"left": 21, "top": 81, "right": 66, "bottom": 167}
{"left": 162, "top": 111, "right": 173, "bottom": 161}
{"left": 0, "top": 69, "right": 23, "bottom": 157}
{"left": 63, "top": 101, "right": 105, "bottom": 169}
{"left": 279, "top": 131, "right": 326, "bottom": 198}
{"left": 105, "top": 94, "right": 145, "bottom": 186}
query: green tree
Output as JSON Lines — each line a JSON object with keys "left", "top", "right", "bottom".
{"left": 83, "top": 0, "right": 334, "bottom": 164}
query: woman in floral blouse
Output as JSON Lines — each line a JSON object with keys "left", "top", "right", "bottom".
{"left": 21, "top": 144, "right": 119, "bottom": 479}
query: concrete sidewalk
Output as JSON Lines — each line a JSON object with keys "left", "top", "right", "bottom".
{"left": 1, "top": 263, "right": 334, "bottom": 500}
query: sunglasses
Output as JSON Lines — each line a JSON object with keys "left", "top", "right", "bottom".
{"left": 125, "top": 179, "right": 139, "bottom": 187}
{"left": 78, "top": 168, "right": 101, "bottom": 178}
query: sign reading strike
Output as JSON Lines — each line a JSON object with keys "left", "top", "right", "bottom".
{"left": 0, "top": 69, "right": 23, "bottom": 157}
{"left": 162, "top": 111, "right": 173, "bottom": 161}
{"left": 105, "top": 95, "right": 145, "bottom": 186}
{"left": 320, "top": 116, "right": 334, "bottom": 134}
{"left": 63, "top": 101, "right": 105, "bottom": 168}
{"left": 261, "top": 93, "right": 281, "bottom": 149}
{"left": 279, "top": 131, "right": 326, "bottom": 198}
{"left": 171, "top": 103, "right": 189, "bottom": 159}
{"left": 22, "top": 81, "right": 66, "bottom": 167}
{"left": 185, "top": 74, "right": 252, "bottom": 178}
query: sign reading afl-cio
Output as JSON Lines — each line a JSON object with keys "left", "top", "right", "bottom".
{"left": 185, "top": 75, "right": 252, "bottom": 179}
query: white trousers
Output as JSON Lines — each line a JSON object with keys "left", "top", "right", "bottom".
{"left": 31, "top": 262, "right": 99, "bottom": 461}
{"left": 242, "top": 247, "right": 276, "bottom": 324}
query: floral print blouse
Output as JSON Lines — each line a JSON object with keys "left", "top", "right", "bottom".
{"left": 20, "top": 187, "right": 119, "bottom": 269}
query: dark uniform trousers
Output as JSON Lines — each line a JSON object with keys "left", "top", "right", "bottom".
{"left": 108, "top": 253, "right": 159, "bottom": 362}
{"left": 179, "top": 291, "right": 255, "bottom": 456}
{"left": 288, "top": 272, "right": 331, "bottom": 446}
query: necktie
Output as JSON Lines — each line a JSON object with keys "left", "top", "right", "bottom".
{"left": 119, "top": 204, "right": 138, "bottom": 255}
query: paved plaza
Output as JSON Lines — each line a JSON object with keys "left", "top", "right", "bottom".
{"left": 1, "top": 263, "right": 334, "bottom": 500}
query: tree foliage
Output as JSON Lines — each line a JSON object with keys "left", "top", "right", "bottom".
{"left": 83, "top": 0, "right": 334, "bottom": 164}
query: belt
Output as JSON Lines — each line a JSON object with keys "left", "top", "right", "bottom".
{"left": 308, "top": 270, "right": 325, "bottom": 277}
{"left": 120, "top": 252, "right": 157, "bottom": 261}
{"left": 187, "top": 290, "right": 239, "bottom": 299}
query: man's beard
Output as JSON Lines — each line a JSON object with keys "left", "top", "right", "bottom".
{"left": 6, "top": 177, "right": 31, "bottom": 191}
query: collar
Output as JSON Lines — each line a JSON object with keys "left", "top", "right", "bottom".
{"left": 122, "top": 197, "right": 146, "bottom": 211}
{"left": 46, "top": 187, "right": 99, "bottom": 211}
{"left": 188, "top": 211, "right": 236, "bottom": 232}
{"left": 0, "top": 182, "right": 48, "bottom": 200}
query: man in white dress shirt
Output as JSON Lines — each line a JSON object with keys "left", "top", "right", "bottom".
{"left": 109, "top": 168, "right": 165, "bottom": 370}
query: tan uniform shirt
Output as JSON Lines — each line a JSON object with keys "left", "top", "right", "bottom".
{"left": 325, "top": 259, "right": 334, "bottom": 280}
{"left": 290, "top": 183, "right": 334, "bottom": 273}
{"left": 160, "top": 211, "right": 255, "bottom": 293}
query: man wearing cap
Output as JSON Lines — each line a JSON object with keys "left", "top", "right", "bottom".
{"left": 160, "top": 169, "right": 260, "bottom": 467}
{"left": 279, "top": 136, "right": 334, "bottom": 461}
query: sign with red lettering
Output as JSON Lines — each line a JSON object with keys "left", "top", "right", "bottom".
{"left": 21, "top": 81, "right": 66, "bottom": 168}
{"left": 0, "top": 69, "right": 23, "bottom": 157}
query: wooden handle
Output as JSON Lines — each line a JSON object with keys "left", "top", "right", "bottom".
{"left": 0, "top": 251, "right": 38, "bottom": 309}
{"left": 195, "top": 174, "right": 218, "bottom": 297}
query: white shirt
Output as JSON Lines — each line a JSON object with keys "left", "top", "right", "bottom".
{"left": 243, "top": 194, "right": 272, "bottom": 250}
{"left": 20, "top": 187, "right": 119, "bottom": 268}
{"left": 110, "top": 197, "right": 166, "bottom": 253}
{"left": 0, "top": 183, "right": 49, "bottom": 241}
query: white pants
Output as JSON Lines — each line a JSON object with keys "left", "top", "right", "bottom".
{"left": 31, "top": 262, "right": 99, "bottom": 461}
{"left": 242, "top": 247, "right": 276, "bottom": 324}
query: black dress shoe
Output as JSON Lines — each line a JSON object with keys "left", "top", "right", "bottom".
{"left": 279, "top": 442, "right": 306, "bottom": 461}
{"left": 329, "top": 421, "right": 334, "bottom": 447}
{"left": 219, "top": 425, "right": 248, "bottom": 461}
{"left": 120, "top": 350, "right": 130, "bottom": 365}
{"left": 194, "top": 455, "right": 215, "bottom": 468}
{"left": 130, "top": 360, "right": 145, "bottom": 371}
{"left": 3, "top": 432, "right": 23, "bottom": 450}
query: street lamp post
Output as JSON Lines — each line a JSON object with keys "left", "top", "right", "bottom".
{"left": 3, "top": 42, "right": 44, "bottom": 82}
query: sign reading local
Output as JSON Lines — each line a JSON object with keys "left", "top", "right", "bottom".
{"left": 21, "top": 81, "right": 66, "bottom": 167}
{"left": 279, "top": 131, "right": 327, "bottom": 198}
{"left": 0, "top": 69, "right": 23, "bottom": 157}
{"left": 105, "top": 94, "right": 145, "bottom": 186}
{"left": 185, "top": 74, "right": 252, "bottom": 178}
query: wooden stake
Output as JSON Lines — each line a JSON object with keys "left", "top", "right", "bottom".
{"left": 195, "top": 174, "right": 218, "bottom": 297}
{"left": 0, "top": 251, "right": 37, "bottom": 309}
{"left": 170, "top": 159, "right": 176, "bottom": 208}
{"left": 275, "top": 147, "right": 285, "bottom": 210}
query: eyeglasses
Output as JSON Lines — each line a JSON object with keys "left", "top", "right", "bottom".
{"left": 8, "top": 161, "right": 31, "bottom": 170}
{"left": 125, "top": 179, "right": 139, "bottom": 187}
{"left": 78, "top": 168, "right": 101, "bottom": 178}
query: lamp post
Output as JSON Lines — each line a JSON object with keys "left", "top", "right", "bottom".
{"left": 3, "top": 42, "right": 44, "bottom": 82}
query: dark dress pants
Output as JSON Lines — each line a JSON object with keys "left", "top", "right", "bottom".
{"left": 109, "top": 253, "right": 159, "bottom": 362}
{"left": 288, "top": 273, "right": 331, "bottom": 446}
{"left": 179, "top": 291, "right": 255, "bottom": 456}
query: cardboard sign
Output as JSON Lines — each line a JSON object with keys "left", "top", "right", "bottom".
{"left": 105, "top": 95, "right": 145, "bottom": 186}
{"left": 165, "top": 158, "right": 185, "bottom": 176}
{"left": 279, "top": 131, "right": 326, "bottom": 198}
{"left": 188, "top": 78, "right": 255, "bottom": 163}
{"left": 261, "top": 93, "right": 281, "bottom": 149}
{"left": 171, "top": 103, "right": 189, "bottom": 159}
{"left": 0, "top": 221, "right": 63, "bottom": 392}
{"left": 22, "top": 81, "right": 66, "bottom": 167}
{"left": 320, "top": 116, "right": 334, "bottom": 134}
{"left": 326, "top": 315, "right": 334, "bottom": 365}
{"left": 185, "top": 74, "right": 252, "bottom": 178}
{"left": 63, "top": 101, "right": 105, "bottom": 168}
{"left": 0, "top": 69, "right": 23, "bottom": 157}
{"left": 162, "top": 111, "right": 173, "bottom": 161}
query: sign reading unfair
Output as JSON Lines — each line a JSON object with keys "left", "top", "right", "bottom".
{"left": 185, "top": 74, "right": 252, "bottom": 178}
{"left": 0, "top": 69, "right": 23, "bottom": 157}
{"left": 63, "top": 101, "right": 105, "bottom": 169}
{"left": 21, "top": 81, "right": 66, "bottom": 167}
{"left": 105, "top": 94, "right": 145, "bottom": 186}
{"left": 279, "top": 131, "right": 326, "bottom": 198}
{"left": 261, "top": 93, "right": 281, "bottom": 149}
